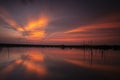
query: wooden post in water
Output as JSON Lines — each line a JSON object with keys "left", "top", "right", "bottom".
{"left": 7, "top": 47, "right": 10, "bottom": 59}
{"left": 90, "top": 48, "right": 93, "bottom": 64}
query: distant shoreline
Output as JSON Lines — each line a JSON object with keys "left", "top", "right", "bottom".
{"left": 0, "top": 43, "right": 120, "bottom": 50}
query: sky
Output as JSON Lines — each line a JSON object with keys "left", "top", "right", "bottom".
{"left": 0, "top": 0, "right": 120, "bottom": 45}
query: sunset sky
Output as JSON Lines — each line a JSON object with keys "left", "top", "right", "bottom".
{"left": 0, "top": 0, "right": 120, "bottom": 45}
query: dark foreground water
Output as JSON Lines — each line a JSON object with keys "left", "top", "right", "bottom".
{"left": 0, "top": 47, "right": 120, "bottom": 80}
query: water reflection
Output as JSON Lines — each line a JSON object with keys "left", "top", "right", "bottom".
{"left": 0, "top": 48, "right": 47, "bottom": 80}
{"left": 0, "top": 47, "right": 120, "bottom": 80}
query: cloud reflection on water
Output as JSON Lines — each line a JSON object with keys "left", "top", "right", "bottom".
{"left": 0, "top": 48, "right": 47, "bottom": 80}
{"left": 0, "top": 48, "right": 120, "bottom": 80}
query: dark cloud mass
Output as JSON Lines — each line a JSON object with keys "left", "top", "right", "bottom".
{"left": 0, "top": 0, "right": 120, "bottom": 44}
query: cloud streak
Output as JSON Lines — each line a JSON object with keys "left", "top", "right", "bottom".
{"left": 0, "top": 7, "right": 24, "bottom": 31}
{"left": 43, "top": 14, "right": 120, "bottom": 44}
{"left": 65, "top": 22, "right": 120, "bottom": 33}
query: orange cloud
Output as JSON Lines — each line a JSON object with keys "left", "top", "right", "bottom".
{"left": 45, "top": 22, "right": 120, "bottom": 44}
{"left": 48, "top": 21, "right": 118, "bottom": 43}
{"left": 65, "top": 22, "right": 120, "bottom": 33}
{"left": 23, "top": 15, "right": 49, "bottom": 41}
{"left": 25, "top": 31, "right": 45, "bottom": 40}
{"left": 25, "top": 16, "right": 48, "bottom": 31}
{"left": 0, "top": 7, "right": 49, "bottom": 41}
